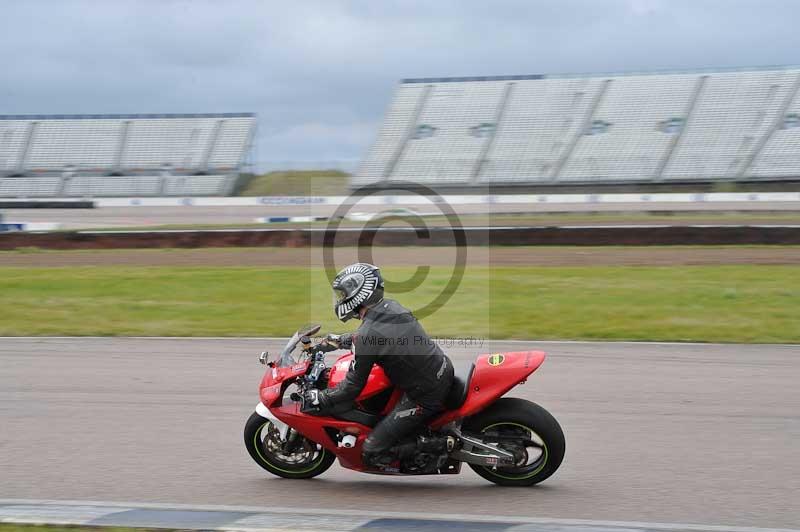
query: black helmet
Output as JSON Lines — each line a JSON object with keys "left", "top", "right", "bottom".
{"left": 332, "top": 263, "right": 385, "bottom": 322}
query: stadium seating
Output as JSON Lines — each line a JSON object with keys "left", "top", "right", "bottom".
{"left": 0, "top": 175, "right": 235, "bottom": 198}
{"left": 0, "top": 120, "right": 34, "bottom": 174}
{"left": 161, "top": 175, "right": 234, "bottom": 196}
{"left": 750, "top": 75, "right": 800, "bottom": 178}
{"left": 62, "top": 176, "right": 162, "bottom": 197}
{"left": 482, "top": 76, "right": 607, "bottom": 183}
{"left": 0, "top": 113, "right": 253, "bottom": 197}
{"left": 355, "top": 67, "right": 800, "bottom": 187}
{"left": 391, "top": 81, "right": 508, "bottom": 185}
{"left": 357, "top": 83, "right": 430, "bottom": 183}
{"left": 662, "top": 70, "right": 798, "bottom": 180}
{"left": 559, "top": 74, "right": 698, "bottom": 182}
{"left": 0, "top": 177, "right": 61, "bottom": 197}
{"left": 26, "top": 119, "right": 120, "bottom": 172}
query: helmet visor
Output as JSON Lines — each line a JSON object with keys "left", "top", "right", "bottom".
{"left": 333, "top": 287, "right": 348, "bottom": 305}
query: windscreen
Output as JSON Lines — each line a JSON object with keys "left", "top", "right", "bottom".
{"left": 277, "top": 331, "right": 301, "bottom": 368}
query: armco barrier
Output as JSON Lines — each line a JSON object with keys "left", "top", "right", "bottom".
{"left": 0, "top": 192, "right": 798, "bottom": 209}
{"left": 1, "top": 225, "right": 799, "bottom": 250}
{"left": 0, "top": 200, "right": 94, "bottom": 208}
{"left": 0, "top": 222, "right": 62, "bottom": 232}
{"left": 0, "top": 223, "right": 26, "bottom": 232}
{"left": 88, "top": 191, "right": 800, "bottom": 207}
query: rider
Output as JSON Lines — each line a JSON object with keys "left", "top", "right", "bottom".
{"left": 302, "top": 262, "right": 454, "bottom": 467}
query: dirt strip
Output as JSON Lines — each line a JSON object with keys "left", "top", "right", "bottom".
{"left": 2, "top": 225, "right": 800, "bottom": 250}
{"left": 2, "top": 246, "right": 799, "bottom": 267}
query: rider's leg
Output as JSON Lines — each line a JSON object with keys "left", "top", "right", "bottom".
{"left": 362, "top": 358, "right": 454, "bottom": 467}
{"left": 362, "top": 394, "right": 439, "bottom": 467}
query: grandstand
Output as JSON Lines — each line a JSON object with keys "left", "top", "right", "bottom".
{"left": 0, "top": 113, "right": 255, "bottom": 197}
{"left": 355, "top": 66, "right": 800, "bottom": 190}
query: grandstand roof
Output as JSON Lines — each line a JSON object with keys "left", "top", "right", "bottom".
{"left": 401, "top": 64, "right": 800, "bottom": 84}
{"left": 0, "top": 113, "right": 255, "bottom": 120}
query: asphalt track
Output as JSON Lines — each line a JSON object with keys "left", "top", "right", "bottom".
{"left": 6, "top": 201, "right": 800, "bottom": 229}
{"left": 1, "top": 338, "right": 798, "bottom": 529}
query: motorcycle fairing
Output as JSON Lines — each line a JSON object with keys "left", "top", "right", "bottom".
{"left": 271, "top": 401, "right": 373, "bottom": 471}
{"left": 430, "top": 350, "right": 545, "bottom": 429}
{"left": 326, "top": 352, "right": 394, "bottom": 401}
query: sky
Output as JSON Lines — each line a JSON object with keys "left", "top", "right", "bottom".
{"left": 1, "top": 0, "right": 799, "bottom": 170}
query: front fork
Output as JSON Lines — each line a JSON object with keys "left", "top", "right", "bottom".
{"left": 255, "top": 402, "right": 290, "bottom": 440}
{"left": 255, "top": 348, "right": 326, "bottom": 444}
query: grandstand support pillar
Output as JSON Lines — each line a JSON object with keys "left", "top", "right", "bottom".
{"left": 472, "top": 82, "right": 515, "bottom": 185}
{"left": 654, "top": 75, "right": 708, "bottom": 180}
{"left": 202, "top": 119, "right": 224, "bottom": 173}
{"left": 736, "top": 72, "right": 800, "bottom": 179}
{"left": 242, "top": 119, "right": 257, "bottom": 175}
{"left": 222, "top": 175, "right": 237, "bottom": 196}
{"left": 550, "top": 78, "right": 611, "bottom": 181}
{"left": 382, "top": 84, "right": 433, "bottom": 182}
{"left": 113, "top": 120, "right": 131, "bottom": 174}
{"left": 17, "top": 121, "right": 38, "bottom": 175}
{"left": 57, "top": 176, "right": 69, "bottom": 196}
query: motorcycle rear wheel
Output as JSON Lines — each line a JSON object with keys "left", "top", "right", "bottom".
{"left": 463, "top": 398, "right": 565, "bottom": 486}
{"left": 244, "top": 411, "right": 335, "bottom": 479}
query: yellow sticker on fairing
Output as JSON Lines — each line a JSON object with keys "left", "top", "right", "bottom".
{"left": 488, "top": 354, "right": 505, "bottom": 366}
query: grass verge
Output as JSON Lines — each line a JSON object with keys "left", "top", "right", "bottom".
{"left": 235, "top": 170, "right": 350, "bottom": 196}
{"left": 0, "top": 526, "right": 164, "bottom": 532}
{"left": 0, "top": 265, "right": 797, "bottom": 342}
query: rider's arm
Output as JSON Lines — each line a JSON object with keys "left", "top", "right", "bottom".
{"left": 337, "top": 333, "right": 354, "bottom": 350}
{"left": 316, "top": 335, "right": 377, "bottom": 410}
{"left": 318, "top": 333, "right": 353, "bottom": 351}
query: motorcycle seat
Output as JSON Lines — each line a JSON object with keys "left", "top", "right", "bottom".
{"left": 445, "top": 362, "right": 475, "bottom": 410}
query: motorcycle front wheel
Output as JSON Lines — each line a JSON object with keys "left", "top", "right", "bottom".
{"left": 463, "top": 397, "right": 565, "bottom": 486}
{"left": 244, "top": 411, "right": 335, "bottom": 479}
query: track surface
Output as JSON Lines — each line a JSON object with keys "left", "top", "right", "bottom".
{"left": 6, "top": 201, "right": 800, "bottom": 229}
{"left": 1, "top": 338, "right": 798, "bottom": 528}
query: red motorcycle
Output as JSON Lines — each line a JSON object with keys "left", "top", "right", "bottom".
{"left": 244, "top": 325, "right": 565, "bottom": 486}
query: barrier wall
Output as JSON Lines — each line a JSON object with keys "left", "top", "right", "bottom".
{"left": 0, "top": 192, "right": 798, "bottom": 209}
{"left": 0, "top": 200, "right": 94, "bottom": 208}
{"left": 0, "top": 222, "right": 60, "bottom": 232}
{"left": 87, "top": 192, "right": 800, "bottom": 207}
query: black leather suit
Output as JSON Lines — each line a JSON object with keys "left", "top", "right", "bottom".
{"left": 316, "top": 299, "right": 454, "bottom": 463}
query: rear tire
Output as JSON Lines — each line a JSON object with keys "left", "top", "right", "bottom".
{"left": 462, "top": 398, "right": 565, "bottom": 486}
{"left": 244, "top": 411, "right": 335, "bottom": 479}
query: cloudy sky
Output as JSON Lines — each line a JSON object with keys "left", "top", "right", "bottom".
{"left": 1, "top": 0, "right": 798, "bottom": 169}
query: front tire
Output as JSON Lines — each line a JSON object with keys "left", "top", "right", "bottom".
{"left": 463, "top": 398, "right": 565, "bottom": 486}
{"left": 244, "top": 411, "right": 335, "bottom": 479}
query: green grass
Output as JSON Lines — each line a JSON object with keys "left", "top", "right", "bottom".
{"left": 0, "top": 265, "right": 797, "bottom": 342}
{"left": 235, "top": 170, "right": 350, "bottom": 196}
{"left": 0, "top": 525, "right": 164, "bottom": 532}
